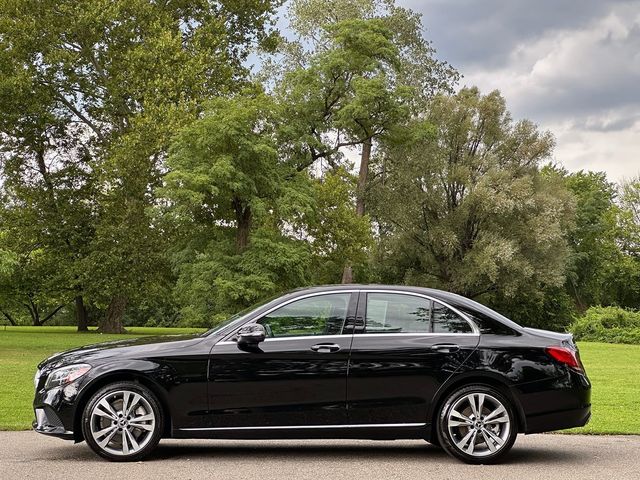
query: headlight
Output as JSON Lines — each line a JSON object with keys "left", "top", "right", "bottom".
{"left": 44, "top": 364, "right": 92, "bottom": 390}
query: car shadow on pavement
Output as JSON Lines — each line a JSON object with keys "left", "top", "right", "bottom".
{"left": 37, "top": 440, "right": 584, "bottom": 465}
{"left": 149, "top": 441, "right": 583, "bottom": 465}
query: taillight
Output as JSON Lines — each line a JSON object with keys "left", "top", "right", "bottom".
{"left": 545, "top": 346, "right": 584, "bottom": 373}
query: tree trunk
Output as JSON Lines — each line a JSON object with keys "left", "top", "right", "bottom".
{"left": 355, "top": 137, "right": 372, "bottom": 217}
{"left": 1, "top": 311, "right": 16, "bottom": 326}
{"left": 341, "top": 264, "right": 354, "bottom": 284}
{"left": 24, "top": 298, "right": 41, "bottom": 326}
{"left": 75, "top": 295, "right": 89, "bottom": 332}
{"left": 341, "top": 138, "right": 372, "bottom": 283}
{"left": 233, "top": 198, "right": 252, "bottom": 252}
{"left": 98, "top": 295, "right": 127, "bottom": 334}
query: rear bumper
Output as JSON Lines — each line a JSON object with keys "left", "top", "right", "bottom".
{"left": 525, "top": 405, "right": 591, "bottom": 434}
{"left": 518, "top": 370, "right": 591, "bottom": 434}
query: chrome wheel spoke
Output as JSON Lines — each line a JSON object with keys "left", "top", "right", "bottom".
{"left": 483, "top": 426, "right": 505, "bottom": 446}
{"left": 121, "top": 391, "right": 132, "bottom": 416}
{"left": 121, "top": 429, "right": 129, "bottom": 455}
{"left": 448, "top": 410, "right": 474, "bottom": 427}
{"left": 124, "top": 428, "right": 140, "bottom": 453}
{"left": 124, "top": 393, "right": 142, "bottom": 417}
{"left": 476, "top": 394, "right": 485, "bottom": 416}
{"left": 94, "top": 399, "right": 118, "bottom": 420}
{"left": 484, "top": 405, "right": 507, "bottom": 423}
{"left": 465, "top": 430, "right": 478, "bottom": 454}
{"left": 94, "top": 424, "right": 117, "bottom": 439}
{"left": 455, "top": 428, "right": 475, "bottom": 451}
{"left": 96, "top": 427, "right": 118, "bottom": 448}
{"left": 468, "top": 393, "right": 484, "bottom": 418}
{"left": 129, "top": 422, "right": 154, "bottom": 431}
{"left": 481, "top": 429, "right": 497, "bottom": 452}
{"left": 130, "top": 413, "right": 154, "bottom": 423}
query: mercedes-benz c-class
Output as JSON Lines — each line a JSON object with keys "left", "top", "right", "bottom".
{"left": 33, "top": 285, "right": 591, "bottom": 463}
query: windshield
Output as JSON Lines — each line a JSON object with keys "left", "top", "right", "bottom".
{"left": 202, "top": 292, "right": 286, "bottom": 337}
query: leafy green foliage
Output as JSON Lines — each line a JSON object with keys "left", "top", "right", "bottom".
{"left": 370, "top": 88, "right": 573, "bottom": 308}
{"left": 163, "top": 94, "right": 314, "bottom": 327}
{"left": 0, "top": 0, "right": 638, "bottom": 334}
{"left": 305, "top": 168, "right": 373, "bottom": 283}
{"left": 564, "top": 171, "right": 621, "bottom": 310}
{"left": 0, "top": 0, "right": 278, "bottom": 331}
{"left": 571, "top": 306, "right": 640, "bottom": 344}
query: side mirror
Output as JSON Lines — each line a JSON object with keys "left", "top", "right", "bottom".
{"left": 237, "top": 323, "right": 266, "bottom": 346}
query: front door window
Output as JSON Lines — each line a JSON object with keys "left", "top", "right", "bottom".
{"left": 258, "top": 293, "right": 351, "bottom": 338}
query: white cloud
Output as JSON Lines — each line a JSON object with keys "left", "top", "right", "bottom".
{"left": 456, "top": 5, "right": 640, "bottom": 180}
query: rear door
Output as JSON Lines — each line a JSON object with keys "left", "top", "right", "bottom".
{"left": 207, "top": 291, "right": 357, "bottom": 428}
{"left": 346, "top": 290, "right": 480, "bottom": 425}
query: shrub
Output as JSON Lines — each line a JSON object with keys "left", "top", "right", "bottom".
{"left": 570, "top": 306, "right": 640, "bottom": 344}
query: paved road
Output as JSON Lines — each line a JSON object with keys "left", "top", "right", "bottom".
{"left": 1, "top": 431, "right": 638, "bottom": 480}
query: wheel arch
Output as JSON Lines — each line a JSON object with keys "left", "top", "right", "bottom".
{"left": 426, "top": 372, "right": 527, "bottom": 442}
{"left": 73, "top": 370, "right": 172, "bottom": 442}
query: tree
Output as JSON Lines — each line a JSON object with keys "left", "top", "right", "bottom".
{"left": 618, "top": 176, "right": 640, "bottom": 258}
{"left": 608, "top": 176, "right": 640, "bottom": 308}
{"left": 563, "top": 171, "right": 621, "bottom": 311}
{"left": 162, "top": 93, "right": 314, "bottom": 326}
{"left": 273, "top": 0, "right": 457, "bottom": 282}
{"left": 0, "top": 0, "right": 278, "bottom": 332}
{"left": 369, "top": 88, "right": 574, "bottom": 322}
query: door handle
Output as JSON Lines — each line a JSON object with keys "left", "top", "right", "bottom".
{"left": 311, "top": 343, "right": 341, "bottom": 353}
{"left": 431, "top": 343, "right": 460, "bottom": 353}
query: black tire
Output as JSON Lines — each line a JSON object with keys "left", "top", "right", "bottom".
{"left": 81, "top": 381, "right": 164, "bottom": 462}
{"left": 437, "top": 385, "right": 517, "bottom": 464}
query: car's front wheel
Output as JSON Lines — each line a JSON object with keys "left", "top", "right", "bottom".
{"left": 81, "top": 381, "right": 163, "bottom": 461}
{"left": 437, "top": 385, "right": 517, "bottom": 464}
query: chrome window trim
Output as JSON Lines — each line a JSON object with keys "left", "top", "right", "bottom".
{"left": 179, "top": 422, "right": 426, "bottom": 432}
{"left": 359, "top": 289, "right": 480, "bottom": 335}
{"left": 220, "top": 287, "right": 480, "bottom": 342}
{"left": 353, "top": 332, "right": 480, "bottom": 338}
{"left": 216, "top": 331, "right": 478, "bottom": 346}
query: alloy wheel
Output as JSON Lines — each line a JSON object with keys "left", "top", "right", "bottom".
{"left": 446, "top": 392, "right": 511, "bottom": 457}
{"left": 89, "top": 390, "right": 156, "bottom": 456}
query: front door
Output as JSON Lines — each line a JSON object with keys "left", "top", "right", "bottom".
{"left": 207, "top": 292, "right": 357, "bottom": 428}
{"left": 347, "top": 291, "right": 480, "bottom": 425}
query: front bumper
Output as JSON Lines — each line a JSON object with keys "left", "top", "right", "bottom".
{"left": 32, "top": 374, "right": 83, "bottom": 441}
{"left": 33, "top": 406, "right": 74, "bottom": 440}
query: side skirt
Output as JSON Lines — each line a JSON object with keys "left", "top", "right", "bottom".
{"left": 172, "top": 423, "right": 429, "bottom": 440}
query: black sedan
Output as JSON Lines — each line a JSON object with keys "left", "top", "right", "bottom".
{"left": 33, "top": 285, "right": 591, "bottom": 463}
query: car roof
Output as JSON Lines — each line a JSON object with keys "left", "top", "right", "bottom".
{"left": 290, "top": 284, "right": 461, "bottom": 300}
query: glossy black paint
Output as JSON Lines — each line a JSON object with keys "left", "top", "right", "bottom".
{"left": 32, "top": 285, "right": 591, "bottom": 443}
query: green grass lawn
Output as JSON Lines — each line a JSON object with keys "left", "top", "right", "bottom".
{"left": 0, "top": 328, "right": 638, "bottom": 433}
{"left": 565, "top": 342, "right": 640, "bottom": 434}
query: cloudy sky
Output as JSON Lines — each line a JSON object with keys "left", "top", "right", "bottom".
{"left": 399, "top": 0, "right": 640, "bottom": 181}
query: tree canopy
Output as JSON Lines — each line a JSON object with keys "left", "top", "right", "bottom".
{"left": 0, "top": 0, "right": 638, "bottom": 332}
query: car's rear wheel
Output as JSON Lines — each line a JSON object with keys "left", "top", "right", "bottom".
{"left": 437, "top": 385, "right": 517, "bottom": 464}
{"left": 81, "top": 381, "right": 163, "bottom": 461}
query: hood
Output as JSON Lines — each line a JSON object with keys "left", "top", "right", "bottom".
{"left": 38, "top": 333, "right": 204, "bottom": 370}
